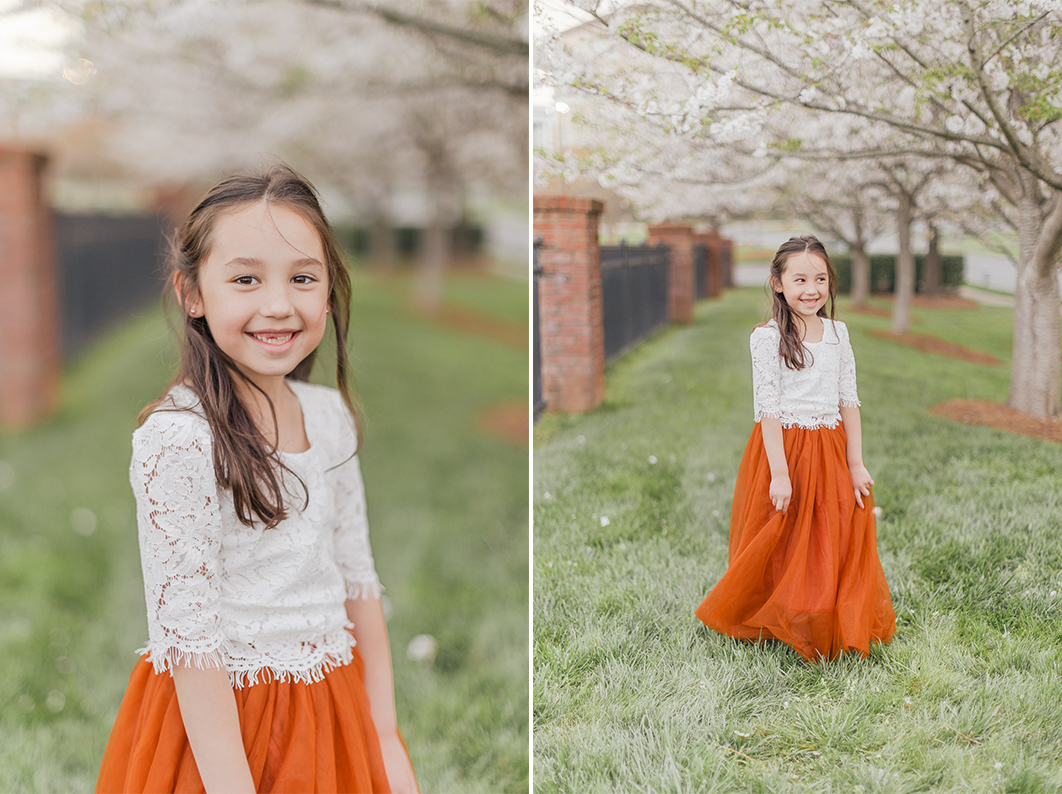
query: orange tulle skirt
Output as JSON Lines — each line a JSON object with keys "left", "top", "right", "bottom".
{"left": 96, "top": 648, "right": 393, "bottom": 794}
{"left": 695, "top": 423, "right": 896, "bottom": 662}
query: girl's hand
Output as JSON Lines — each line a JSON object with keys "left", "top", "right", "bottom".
{"left": 849, "top": 461, "right": 874, "bottom": 509}
{"left": 380, "top": 731, "right": 419, "bottom": 793}
{"left": 769, "top": 474, "right": 792, "bottom": 513}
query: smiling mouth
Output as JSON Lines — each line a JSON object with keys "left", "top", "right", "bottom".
{"left": 249, "top": 332, "right": 297, "bottom": 345}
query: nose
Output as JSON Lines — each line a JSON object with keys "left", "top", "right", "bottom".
{"left": 261, "top": 283, "right": 295, "bottom": 318}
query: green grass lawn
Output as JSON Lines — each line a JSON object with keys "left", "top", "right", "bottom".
{"left": 0, "top": 269, "right": 528, "bottom": 793}
{"left": 534, "top": 288, "right": 1062, "bottom": 793}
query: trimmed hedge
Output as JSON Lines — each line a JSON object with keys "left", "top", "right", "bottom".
{"left": 831, "top": 254, "right": 964, "bottom": 294}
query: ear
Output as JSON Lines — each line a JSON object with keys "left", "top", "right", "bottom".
{"left": 174, "top": 272, "right": 203, "bottom": 318}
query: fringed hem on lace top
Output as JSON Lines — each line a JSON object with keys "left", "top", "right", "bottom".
{"left": 345, "top": 578, "right": 384, "bottom": 601}
{"left": 139, "top": 629, "right": 358, "bottom": 689}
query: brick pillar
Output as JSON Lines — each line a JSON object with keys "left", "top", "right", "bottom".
{"left": 721, "top": 235, "right": 734, "bottom": 289}
{"left": 696, "top": 230, "right": 726, "bottom": 298}
{"left": 534, "top": 195, "right": 605, "bottom": 413}
{"left": 647, "top": 222, "right": 695, "bottom": 323}
{"left": 153, "top": 183, "right": 197, "bottom": 231}
{"left": 0, "top": 148, "right": 60, "bottom": 427}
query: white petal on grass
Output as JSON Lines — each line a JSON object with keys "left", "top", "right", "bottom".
{"left": 407, "top": 634, "right": 437, "bottom": 664}
{"left": 71, "top": 507, "right": 97, "bottom": 536}
{"left": 733, "top": 730, "right": 751, "bottom": 738}
{"left": 544, "top": 492, "right": 551, "bottom": 500}
{"left": 55, "top": 656, "right": 75, "bottom": 675}
{"left": 576, "top": 435, "right": 585, "bottom": 444}
{"left": 0, "top": 460, "right": 14, "bottom": 491}
{"left": 45, "top": 690, "right": 65, "bottom": 713}
{"left": 649, "top": 456, "right": 658, "bottom": 464}
{"left": 600, "top": 516, "right": 610, "bottom": 527}
{"left": 707, "top": 472, "right": 716, "bottom": 482}
{"left": 872, "top": 506, "right": 883, "bottom": 517}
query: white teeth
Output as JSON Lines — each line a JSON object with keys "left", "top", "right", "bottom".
{"left": 252, "top": 333, "right": 294, "bottom": 345}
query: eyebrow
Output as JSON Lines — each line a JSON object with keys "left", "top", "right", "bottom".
{"left": 221, "top": 257, "right": 324, "bottom": 269}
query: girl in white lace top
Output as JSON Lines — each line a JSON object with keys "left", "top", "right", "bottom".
{"left": 96, "top": 166, "right": 418, "bottom": 794}
{"left": 696, "top": 235, "right": 896, "bottom": 662}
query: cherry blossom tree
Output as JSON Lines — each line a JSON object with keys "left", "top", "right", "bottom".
{"left": 6, "top": 0, "right": 527, "bottom": 307}
{"left": 543, "top": 0, "right": 1062, "bottom": 418}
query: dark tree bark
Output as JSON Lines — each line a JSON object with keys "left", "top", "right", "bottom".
{"left": 922, "top": 222, "right": 942, "bottom": 297}
{"left": 850, "top": 242, "right": 871, "bottom": 308}
{"left": 893, "top": 191, "right": 915, "bottom": 334}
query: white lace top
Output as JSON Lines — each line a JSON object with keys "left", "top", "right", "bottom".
{"left": 750, "top": 318, "right": 860, "bottom": 429}
{"left": 130, "top": 379, "right": 382, "bottom": 688}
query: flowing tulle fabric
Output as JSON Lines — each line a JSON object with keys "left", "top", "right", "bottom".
{"left": 96, "top": 647, "right": 392, "bottom": 794}
{"left": 695, "top": 423, "right": 896, "bottom": 662}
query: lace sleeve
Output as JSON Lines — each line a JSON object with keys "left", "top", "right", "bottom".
{"left": 837, "top": 321, "right": 861, "bottom": 408}
{"left": 131, "top": 411, "right": 226, "bottom": 675}
{"left": 332, "top": 400, "right": 383, "bottom": 601}
{"left": 750, "top": 325, "right": 782, "bottom": 422}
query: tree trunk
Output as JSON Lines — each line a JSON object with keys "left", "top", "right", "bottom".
{"left": 850, "top": 242, "right": 871, "bottom": 308}
{"left": 414, "top": 222, "right": 449, "bottom": 313}
{"left": 892, "top": 192, "right": 915, "bottom": 334}
{"left": 922, "top": 222, "right": 942, "bottom": 297}
{"left": 1008, "top": 181, "right": 1062, "bottom": 419}
{"left": 369, "top": 216, "right": 396, "bottom": 272}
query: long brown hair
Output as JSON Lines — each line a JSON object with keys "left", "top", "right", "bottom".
{"left": 767, "top": 235, "right": 837, "bottom": 370}
{"left": 140, "top": 164, "right": 361, "bottom": 529}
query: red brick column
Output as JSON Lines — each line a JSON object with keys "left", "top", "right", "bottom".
{"left": 534, "top": 195, "right": 605, "bottom": 413}
{"left": 0, "top": 148, "right": 60, "bottom": 427}
{"left": 647, "top": 222, "right": 695, "bottom": 323}
{"left": 696, "top": 230, "right": 726, "bottom": 298}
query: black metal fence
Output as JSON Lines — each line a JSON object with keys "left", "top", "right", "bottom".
{"left": 694, "top": 244, "right": 707, "bottom": 300}
{"left": 55, "top": 212, "right": 167, "bottom": 358}
{"left": 720, "top": 240, "right": 733, "bottom": 288}
{"left": 533, "top": 237, "right": 545, "bottom": 421}
{"left": 600, "top": 242, "right": 670, "bottom": 362}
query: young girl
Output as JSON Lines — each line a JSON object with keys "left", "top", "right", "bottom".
{"left": 695, "top": 235, "right": 896, "bottom": 662}
{"left": 96, "top": 166, "right": 419, "bottom": 793}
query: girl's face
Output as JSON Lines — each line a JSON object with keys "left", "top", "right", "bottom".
{"left": 186, "top": 201, "right": 330, "bottom": 390}
{"left": 774, "top": 251, "right": 829, "bottom": 319}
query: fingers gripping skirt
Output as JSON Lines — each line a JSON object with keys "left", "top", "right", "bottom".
{"left": 695, "top": 423, "right": 896, "bottom": 662}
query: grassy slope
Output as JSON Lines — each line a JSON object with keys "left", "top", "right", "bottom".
{"left": 534, "top": 288, "right": 1062, "bottom": 793}
{"left": 0, "top": 270, "right": 528, "bottom": 793}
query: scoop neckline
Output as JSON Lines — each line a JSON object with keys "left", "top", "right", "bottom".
{"left": 276, "top": 380, "right": 314, "bottom": 458}
{"left": 172, "top": 381, "right": 315, "bottom": 458}
{"left": 766, "top": 317, "right": 833, "bottom": 345}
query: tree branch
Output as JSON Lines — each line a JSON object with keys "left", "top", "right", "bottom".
{"left": 303, "top": 0, "right": 528, "bottom": 57}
